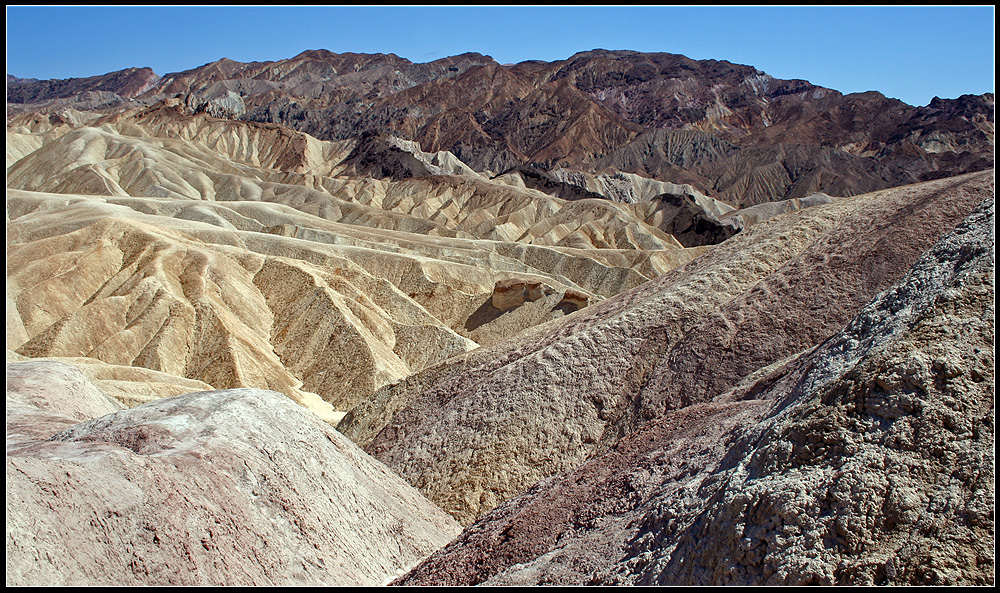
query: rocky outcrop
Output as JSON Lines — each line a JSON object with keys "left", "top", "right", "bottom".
{"left": 502, "top": 165, "right": 610, "bottom": 202}
{"left": 496, "top": 166, "right": 741, "bottom": 247}
{"left": 720, "top": 191, "right": 840, "bottom": 229}
{"left": 595, "top": 129, "right": 926, "bottom": 208}
{"left": 395, "top": 190, "right": 995, "bottom": 587}
{"left": 6, "top": 361, "right": 462, "bottom": 586}
{"left": 631, "top": 191, "right": 741, "bottom": 247}
{"left": 6, "top": 351, "right": 217, "bottom": 407}
{"left": 337, "top": 131, "right": 444, "bottom": 180}
{"left": 6, "top": 360, "right": 124, "bottom": 442}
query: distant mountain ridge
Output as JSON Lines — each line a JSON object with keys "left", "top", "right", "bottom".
{"left": 7, "top": 66, "right": 160, "bottom": 102}
{"left": 7, "top": 48, "right": 994, "bottom": 206}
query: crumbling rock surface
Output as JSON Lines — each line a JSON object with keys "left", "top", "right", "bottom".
{"left": 7, "top": 67, "right": 159, "bottom": 105}
{"left": 5, "top": 360, "right": 125, "bottom": 450}
{"left": 490, "top": 278, "right": 551, "bottom": 311}
{"left": 497, "top": 165, "right": 743, "bottom": 247}
{"left": 721, "top": 191, "right": 840, "bottom": 229}
{"left": 395, "top": 193, "right": 995, "bottom": 587}
{"left": 636, "top": 191, "right": 741, "bottom": 247}
{"left": 5, "top": 351, "right": 222, "bottom": 408}
{"left": 6, "top": 360, "right": 124, "bottom": 421}
{"left": 6, "top": 362, "right": 462, "bottom": 586}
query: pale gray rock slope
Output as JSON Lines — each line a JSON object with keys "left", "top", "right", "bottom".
{"left": 396, "top": 194, "right": 995, "bottom": 586}
{"left": 6, "top": 361, "right": 461, "bottom": 586}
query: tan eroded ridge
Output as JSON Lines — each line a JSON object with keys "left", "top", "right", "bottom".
{"left": 7, "top": 105, "right": 707, "bottom": 421}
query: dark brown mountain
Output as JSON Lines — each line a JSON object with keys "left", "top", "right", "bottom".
{"left": 593, "top": 130, "right": 919, "bottom": 207}
{"left": 151, "top": 50, "right": 489, "bottom": 99}
{"left": 8, "top": 49, "right": 994, "bottom": 206}
{"left": 6, "top": 66, "right": 160, "bottom": 104}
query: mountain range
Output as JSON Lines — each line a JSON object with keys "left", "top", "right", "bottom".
{"left": 8, "top": 49, "right": 994, "bottom": 206}
{"left": 6, "top": 49, "right": 995, "bottom": 586}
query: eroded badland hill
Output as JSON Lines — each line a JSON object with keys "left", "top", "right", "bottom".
{"left": 6, "top": 49, "right": 995, "bottom": 586}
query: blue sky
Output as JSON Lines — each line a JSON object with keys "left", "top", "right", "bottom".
{"left": 5, "top": 5, "right": 995, "bottom": 106}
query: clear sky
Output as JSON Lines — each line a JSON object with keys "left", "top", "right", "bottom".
{"left": 5, "top": 5, "right": 995, "bottom": 107}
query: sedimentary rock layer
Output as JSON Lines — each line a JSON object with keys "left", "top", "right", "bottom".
{"left": 6, "top": 101, "right": 725, "bottom": 251}
{"left": 6, "top": 183, "right": 704, "bottom": 418}
{"left": 6, "top": 103, "right": 713, "bottom": 418}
